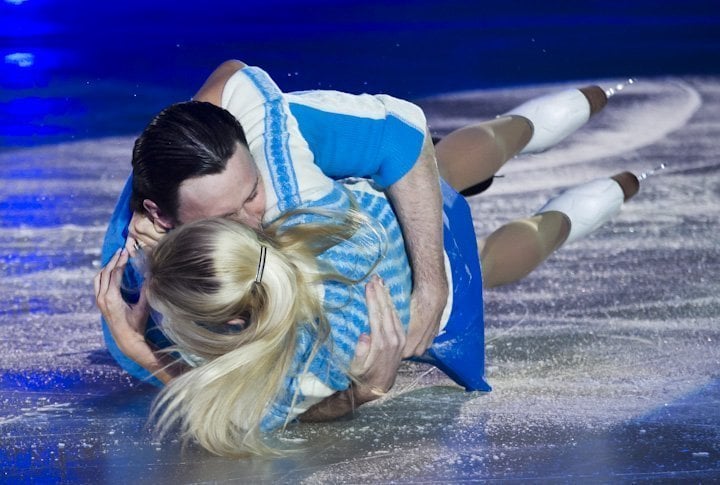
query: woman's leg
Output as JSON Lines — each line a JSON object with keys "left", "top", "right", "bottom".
{"left": 480, "top": 211, "right": 570, "bottom": 289}
{"left": 436, "top": 86, "right": 608, "bottom": 194}
{"left": 480, "top": 172, "right": 640, "bottom": 289}
{"left": 435, "top": 116, "right": 532, "bottom": 193}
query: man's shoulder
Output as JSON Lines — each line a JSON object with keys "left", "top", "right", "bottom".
{"left": 286, "top": 90, "right": 388, "bottom": 120}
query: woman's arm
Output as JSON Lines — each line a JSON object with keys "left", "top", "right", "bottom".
{"left": 95, "top": 249, "right": 187, "bottom": 384}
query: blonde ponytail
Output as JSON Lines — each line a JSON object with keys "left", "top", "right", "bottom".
{"left": 146, "top": 206, "right": 378, "bottom": 456}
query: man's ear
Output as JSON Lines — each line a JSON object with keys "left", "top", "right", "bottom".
{"left": 142, "top": 199, "right": 175, "bottom": 230}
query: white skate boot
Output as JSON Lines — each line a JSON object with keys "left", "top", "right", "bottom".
{"left": 504, "top": 86, "right": 607, "bottom": 154}
{"left": 537, "top": 172, "right": 639, "bottom": 245}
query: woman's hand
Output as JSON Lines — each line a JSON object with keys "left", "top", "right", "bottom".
{"left": 125, "top": 211, "right": 167, "bottom": 257}
{"left": 349, "top": 275, "right": 406, "bottom": 404}
{"left": 298, "top": 276, "right": 405, "bottom": 422}
{"left": 94, "top": 249, "right": 151, "bottom": 359}
{"left": 95, "top": 249, "right": 186, "bottom": 384}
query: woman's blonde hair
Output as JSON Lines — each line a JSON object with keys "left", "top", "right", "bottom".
{"left": 146, "top": 206, "right": 379, "bottom": 456}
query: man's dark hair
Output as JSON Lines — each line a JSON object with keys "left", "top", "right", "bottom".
{"left": 130, "top": 101, "right": 248, "bottom": 222}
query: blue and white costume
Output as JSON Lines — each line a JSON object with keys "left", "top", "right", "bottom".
{"left": 100, "top": 67, "right": 489, "bottom": 424}
{"left": 221, "top": 68, "right": 427, "bottom": 223}
{"left": 260, "top": 176, "right": 490, "bottom": 430}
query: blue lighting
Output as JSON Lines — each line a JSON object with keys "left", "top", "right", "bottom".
{"left": 4, "top": 52, "right": 34, "bottom": 67}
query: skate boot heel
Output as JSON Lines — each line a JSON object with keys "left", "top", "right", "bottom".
{"left": 611, "top": 171, "right": 640, "bottom": 201}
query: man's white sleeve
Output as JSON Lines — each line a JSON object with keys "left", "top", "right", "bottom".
{"left": 221, "top": 66, "right": 334, "bottom": 221}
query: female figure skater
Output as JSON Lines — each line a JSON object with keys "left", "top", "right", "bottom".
{"left": 96, "top": 62, "right": 639, "bottom": 456}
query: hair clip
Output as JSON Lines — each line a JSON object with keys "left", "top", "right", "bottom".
{"left": 255, "top": 245, "right": 267, "bottom": 284}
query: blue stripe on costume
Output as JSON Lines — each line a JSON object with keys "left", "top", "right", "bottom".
{"left": 375, "top": 114, "right": 425, "bottom": 187}
{"left": 243, "top": 67, "right": 301, "bottom": 212}
{"left": 288, "top": 103, "right": 384, "bottom": 182}
{"left": 288, "top": 102, "right": 424, "bottom": 188}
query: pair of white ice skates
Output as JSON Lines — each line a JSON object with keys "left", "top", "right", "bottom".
{"left": 503, "top": 85, "right": 640, "bottom": 245}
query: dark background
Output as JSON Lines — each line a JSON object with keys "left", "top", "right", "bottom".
{"left": 1, "top": 0, "right": 719, "bottom": 149}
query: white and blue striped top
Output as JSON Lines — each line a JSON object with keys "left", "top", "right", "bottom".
{"left": 221, "top": 67, "right": 424, "bottom": 430}
{"left": 222, "top": 66, "right": 427, "bottom": 223}
{"left": 261, "top": 181, "right": 414, "bottom": 430}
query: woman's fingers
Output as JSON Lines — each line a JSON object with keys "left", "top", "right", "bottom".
{"left": 107, "top": 250, "right": 129, "bottom": 297}
{"left": 127, "top": 211, "right": 166, "bottom": 253}
{"left": 95, "top": 248, "right": 129, "bottom": 309}
{"left": 97, "top": 249, "right": 121, "bottom": 295}
{"left": 372, "top": 277, "right": 404, "bottom": 350}
{"left": 349, "top": 333, "right": 372, "bottom": 376}
{"left": 95, "top": 251, "right": 117, "bottom": 312}
{"left": 93, "top": 268, "right": 102, "bottom": 299}
{"left": 358, "top": 275, "right": 405, "bottom": 373}
{"left": 94, "top": 248, "right": 151, "bottom": 353}
{"left": 124, "top": 237, "right": 140, "bottom": 257}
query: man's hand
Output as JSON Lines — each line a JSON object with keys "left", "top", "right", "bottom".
{"left": 125, "top": 211, "right": 167, "bottom": 257}
{"left": 403, "top": 284, "right": 448, "bottom": 359}
{"left": 299, "top": 276, "right": 405, "bottom": 422}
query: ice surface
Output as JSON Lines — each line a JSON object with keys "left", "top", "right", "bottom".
{"left": 1, "top": 77, "right": 719, "bottom": 482}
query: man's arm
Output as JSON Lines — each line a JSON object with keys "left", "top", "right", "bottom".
{"left": 386, "top": 133, "right": 449, "bottom": 358}
{"left": 298, "top": 385, "right": 375, "bottom": 423}
{"left": 193, "top": 59, "right": 245, "bottom": 105}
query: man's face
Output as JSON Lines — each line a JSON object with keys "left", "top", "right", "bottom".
{"left": 176, "top": 143, "right": 266, "bottom": 229}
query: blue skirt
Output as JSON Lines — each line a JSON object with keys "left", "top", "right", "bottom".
{"left": 411, "top": 179, "right": 491, "bottom": 392}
